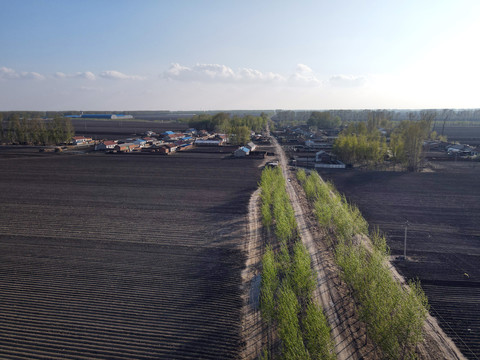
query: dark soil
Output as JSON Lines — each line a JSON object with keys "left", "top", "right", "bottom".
{"left": 0, "top": 149, "right": 263, "bottom": 359}
{"left": 320, "top": 165, "right": 480, "bottom": 359}
{"left": 71, "top": 119, "right": 187, "bottom": 140}
{"left": 441, "top": 126, "right": 480, "bottom": 146}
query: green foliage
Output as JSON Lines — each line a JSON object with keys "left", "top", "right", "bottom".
{"left": 3, "top": 113, "right": 74, "bottom": 145}
{"left": 300, "top": 171, "right": 429, "bottom": 359}
{"left": 230, "top": 125, "right": 251, "bottom": 145}
{"left": 314, "top": 199, "right": 332, "bottom": 228}
{"left": 371, "top": 227, "right": 389, "bottom": 255}
{"left": 307, "top": 111, "right": 341, "bottom": 129}
{"left": 258, "top": 167, "right": 337, "bottom": 360}
{"left": 289, "top": 242, "right": 316, "bottom": 303}
{"left": 277, "top": 281, "right": 310, "bottom": 360}
{"left": 303, "top": 301, "right": 336, "bottom": 360}
{"left": 261, "top": 246, "right": 278, "bottom": 324}
{"left": 277, "top": 243, "right": 292, "bottom": 279}
{"left": 333, "top": 123, "right": 388, "bottom": 167}
{"left": 296, "top": 169, "right": 307, "bottom": 184}
{"left": 182, "top": 112, "right": 267, "bottom": 138}
{"left": 262, "top": 201, "right": 273, "bottom": 230}
{"left": 386, "top": 112, "right": 436, "bottom": 171}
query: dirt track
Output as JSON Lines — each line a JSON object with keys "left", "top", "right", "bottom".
{"left": 241, "top": 188, "right": 266, "bottom": 359}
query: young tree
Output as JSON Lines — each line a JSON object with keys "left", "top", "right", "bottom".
{"left": 230, "top": 125, "right": 251, "bottom": 145}
{"left": 0, "top": 113, "right": 3, "bottom": 142}
{"left": 6, "top": 113, "right": 20, "bottom": 144}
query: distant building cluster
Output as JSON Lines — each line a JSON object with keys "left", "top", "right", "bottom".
{"left": 277, "top": 125, "right": 346, "bottom": 169}
{"left": 66, "top": 114, "right": 134, "bottom": 120}
{"left": 75, "top": 128, "right": 230, "bottom": 155}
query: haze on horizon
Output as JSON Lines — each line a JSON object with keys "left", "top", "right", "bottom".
{"left": 1, "top": 0, "right": 479, "bottom": 111}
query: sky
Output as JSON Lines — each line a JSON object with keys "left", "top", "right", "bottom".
{"left": 1, "top": 0, "right": 479, "bottom": 111}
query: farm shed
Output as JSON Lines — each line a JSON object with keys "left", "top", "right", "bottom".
{"left": 234, "top": 147, "right": 250, "bottom": 157}
{"left": 446, "top": 144, "right": 478, "bottom": 156}
{"left": 114, "top": 143, "right": 139, "bottom": 152}
{"left": 246, "top": 142, "right": 256, "bottom": 151}
{"left": 315, "top": 150, "right": 332, "bottom": 162}
{"left": 159, "top": 144, "right": 178, "bottom": 154}
{"left": 95, "top": 140, "right": 117, "bottom": 151}
{"left": 305, "top": 140, "right": 333, "bottom": 150}
{"left": 72, "top": 136, "right": 92, "bottom": 145}
{"left": 195, "top": 139, "right": 223, "bottom": 146}
{"left": 178, "top": 143, "right": 193, "bottom": 151}
{"left": 76, "top": 114, "right": 133, "bottom": 120}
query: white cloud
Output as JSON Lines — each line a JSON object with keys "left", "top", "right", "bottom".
{"left": 99, "top": 70, "right": 145, "bottom": 80}
{"left": 288, "top": 63, "right": 321, "bottom": 86}
{"left": 0, "top": 66, "right": 45, "bottom": 80}
{"left": 164, "top": 63, "right": 286, "bottom": 84}
{"left": 329, "top": 74, "right": 366, "bottom": 87}
{"left": 54, "top": 71, "right": 96, "bottom": 80}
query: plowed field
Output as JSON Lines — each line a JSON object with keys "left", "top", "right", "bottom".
{"left": 320, "top": 166, "right": 480, "bottom": 359}
{"left": 71, "top": 119, "right": 186, "bottom": 140}
{"left": 0, "top": 150, "right": 263, "bottom": 359}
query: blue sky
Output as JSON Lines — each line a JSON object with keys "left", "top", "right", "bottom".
{"left": 1, "top": 0, "right": 479, "bottom": 110}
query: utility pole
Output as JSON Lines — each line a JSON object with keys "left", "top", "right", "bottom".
{"left": 404, "top": 221, "right": 409, "bottom": 260}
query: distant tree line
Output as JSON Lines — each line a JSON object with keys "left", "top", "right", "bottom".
{"left": 181, "top": 112, "right": 269, "bottom": 145}
{"left": 0, "top": 113, "right": 74, "bottom": 145}
{"left": 307, "top": 111, "right": 341, "bottom": 129}
{"left": 273, "top": 108, "right": 480, "bottom": 125}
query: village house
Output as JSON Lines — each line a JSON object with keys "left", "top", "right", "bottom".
{"left": 305, "top": 139, "right": 333, "bottom": 150}
{"left": 234, "top": 147, "right": 250, "bottom": 157}
{"left": 314, "top": 150, "right": 346, "bottom": 169}
{"left": 158, "top": 143, "right": 178, "bottom": 154}
{"left": 446, "top": 144, "right": 478, "bottom": 156}
{"left": 163, "top": 133, "right": 184, "bottom": 142}
{"left": 114, "top": 143, "right": 139, "bottom": 153}
{"left": 133, "top": 139, "right": 147, "bottom": 147}
{"left": 95, "top": 140, "right": 117, "bottom": 151}
{"left": 195, "top": 139, "right": 223, "bottom": 146}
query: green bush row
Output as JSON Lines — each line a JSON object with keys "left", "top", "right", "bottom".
{"left": 259, "top": 167, "right": 335, "bottom": 360}
{"left": 298, "top": 169, "right": 429, "bottom": 359}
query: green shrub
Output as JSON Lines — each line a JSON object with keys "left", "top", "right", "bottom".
{"left": 277, "top": 281, "right": 310, "bottom": 360}
{"left": 260, "top": 246, "right": 278, "bottom": 324}
{"left": 303, "top": 301, "right": 336, "bottom": 360}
